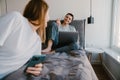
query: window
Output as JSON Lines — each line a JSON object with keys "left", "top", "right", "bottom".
{"left": 111, "top": 0, "right": 120, "bottom": 51}
{"left": 116, "top": 0, "right": 120, "bottom": 47}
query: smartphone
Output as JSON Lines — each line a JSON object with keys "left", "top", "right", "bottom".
{"left": 24, "top": 54, "right": 46, "bottom": 72}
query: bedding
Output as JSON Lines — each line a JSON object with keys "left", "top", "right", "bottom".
{"left": 40, "top": 50, "right": 98, "bottom": 80}
{"left": 40, "top": 20, "right": 98, "bottom": 80}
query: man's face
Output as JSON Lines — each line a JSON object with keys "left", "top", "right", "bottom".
{"left": 63, "top": 14, "right": 73, "bottom": 24}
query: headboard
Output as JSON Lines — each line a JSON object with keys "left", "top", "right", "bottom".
{"left": 47, "top": 19, "right": 86, "bottom": 49}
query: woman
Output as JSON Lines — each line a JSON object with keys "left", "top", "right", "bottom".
{"left": 0, "top": 0, "right": 49, "bottom": 79}
{"left": 42, "top": 13, "right": 78, "bottom": 54}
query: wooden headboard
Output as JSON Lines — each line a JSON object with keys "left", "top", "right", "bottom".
{"left": 47, "top": 19, "right": 86, "bottom": 49}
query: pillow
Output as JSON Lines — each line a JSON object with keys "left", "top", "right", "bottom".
{"left": 70, "top": 20, "right": 86, "bottom": 49}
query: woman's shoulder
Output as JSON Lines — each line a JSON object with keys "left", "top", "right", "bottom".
{"left": 0, "top": 11, "right": 24, "bottom": 23}
{"left": 8, "top": 11, "right": 23, "bottom": 18}
{"left": 1, "top": 11, "right": 23, "bottom": 20}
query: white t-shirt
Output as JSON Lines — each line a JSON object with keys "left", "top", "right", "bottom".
{"left": 0, "top": 11, "right": 41, "bottom": 79}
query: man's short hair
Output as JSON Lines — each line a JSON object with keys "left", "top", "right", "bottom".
{"left": 66, "top": 13, "right": 74, "bottom": 21}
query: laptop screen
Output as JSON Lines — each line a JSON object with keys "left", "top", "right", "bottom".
{"left": 58, "top": 31, "right": 78, "bottom": 46}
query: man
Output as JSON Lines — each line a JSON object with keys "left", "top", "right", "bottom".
{"left": 42, "top": 13, "right": 78, "bottom": 54}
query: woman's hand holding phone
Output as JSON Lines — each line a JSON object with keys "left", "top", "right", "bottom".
{"left": 26, "top": 63, "right": 43, "bottom": 76}
{"left": 25, "top": 55, "right": 46, "bottom": 76}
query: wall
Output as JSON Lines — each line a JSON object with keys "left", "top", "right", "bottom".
{"left": 0, "top": 0, "right": 112, "bottom": 49}
{"left": 2, "top": 0, "right": 29, "bottom": 14}
{"left": 0, "top": 0, "right": 7, "bottom": 15}
{"left": 0, "top": 1, "right": 1, "bottom": 16}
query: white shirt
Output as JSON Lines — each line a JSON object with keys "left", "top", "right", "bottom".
{"left": 0, "top": 11, "right": 41, "bottom": 79}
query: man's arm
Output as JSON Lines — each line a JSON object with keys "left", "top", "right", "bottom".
{"left": 56, "top": 19, "right": 61, "bottom": 26}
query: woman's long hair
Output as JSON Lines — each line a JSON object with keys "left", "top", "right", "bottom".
{"left": 23, "top": 0, "right": 48, "bottom": 43}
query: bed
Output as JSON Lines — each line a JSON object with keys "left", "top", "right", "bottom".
{"left": 40, "top": 20, "right": 98, "bottom": 80}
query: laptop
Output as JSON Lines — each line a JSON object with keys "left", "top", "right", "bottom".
{"left": 58, "top": 31, "right": 78, "bottom": 46}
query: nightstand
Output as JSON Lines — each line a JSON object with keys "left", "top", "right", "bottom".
{"left": 85, "top": 47, "right": 104, "bottom": 64}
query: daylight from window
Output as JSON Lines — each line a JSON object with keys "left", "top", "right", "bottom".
{"left": 116, "top": 2, "right": 120, "bottom": 48}
{"left": 113, "top": 0, "right": 120, "bottom": 49}
{"left": 118, "top": 22, "right": 120, "bottom": 47}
